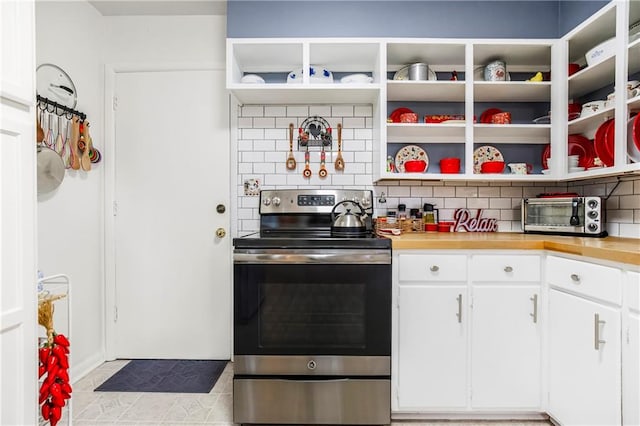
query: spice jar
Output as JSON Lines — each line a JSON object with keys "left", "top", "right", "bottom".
{"left": 413, "top": 212, "right": 423, "bottom": 232}
{"left": 423, "top": 203, "right": 439, "bottom": 224}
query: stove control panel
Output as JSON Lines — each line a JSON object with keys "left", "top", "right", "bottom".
{"left": 260, "top": 189, "right": 373, "bottom": 214}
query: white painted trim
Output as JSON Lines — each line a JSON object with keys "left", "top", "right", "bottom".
{"left": 103, "top": 62, "right": 228, "bottom": 360}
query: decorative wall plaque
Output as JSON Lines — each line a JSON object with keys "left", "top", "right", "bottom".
{"left": 453, "top": 208, "right": 498, "bottom": 232}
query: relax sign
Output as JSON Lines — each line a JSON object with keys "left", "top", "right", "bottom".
{"left": 453, "top": 209, "right": 498, "bottom": 232}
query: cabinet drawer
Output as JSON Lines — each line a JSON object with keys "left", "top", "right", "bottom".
{"left": 546, "top": 256, "right": 622, "bottom": 306}
{"left": 470, "top": 254, "right": 541, "bottom": 282}
{"left": 627, "top": 271, "right": 640, "bottom": 312}
{"left": 398, "top": 254, "right": 467, "bottom": 282}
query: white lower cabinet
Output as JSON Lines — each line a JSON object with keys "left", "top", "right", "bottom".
{"left": 471, "top": 285, "right": 541, "bottom": 409}
{"left": 548, "top": 289, "right": 621, "bottom": 425}
{"left": 397, "top": 285, "right": 467, "bottom": 409}
{"left": 546, "top": 255, "right": 623, "bottom": 425}
{"left": 470, "top": 254, "right": 542, "bottom": 410}
{"left": 623, "top": 271, "right": 640, "bottom": 426}
{"left": 395, "top": 252, "right": 542, "bottom": 413}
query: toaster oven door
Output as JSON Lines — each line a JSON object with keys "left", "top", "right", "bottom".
{"left": 522, "top": 198, "right": 585, "bottom": 232}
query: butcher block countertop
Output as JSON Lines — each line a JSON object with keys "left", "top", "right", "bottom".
{"left": 383, "top": 232, "right": 640, "bottom": 266}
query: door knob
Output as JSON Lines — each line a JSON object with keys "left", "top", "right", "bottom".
{"left": 215, "top": 228, "right": 226, "bottom": 238}
{"left": 216, "top": 204, "right": 226, "bottom": 214}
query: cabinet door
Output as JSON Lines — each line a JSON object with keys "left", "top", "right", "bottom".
{"left": 549, "top": 289, "right": 621, "bottom": 426}
{"left": 471, "top": 285, "right": 541, "bottom": 409}
{"left": 623, "top": 312, "right": 639, "bottom": 426}
{"left": 397, "top": 285, "right": 467, "bottom": 409}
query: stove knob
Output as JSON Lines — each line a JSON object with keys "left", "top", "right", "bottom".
{"left": 587, "top": 199, "right": 599, "bottom": 209}
{"left": 262, "top": 197, "right": 271, "bottom": 206}
{"left": 588, "top": 210, "right": 599, "bottom": 219}
{"left": 588, "top": 223, "right": 599, "bottom": 232}
{"left": 272, "top": 197, "right": 281, "bottom": 207}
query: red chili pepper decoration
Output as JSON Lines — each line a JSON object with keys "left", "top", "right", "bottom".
{"left": 53, "top": 334, "right": 70, "bottom": 347}
{"left": 39, "top": 347, "right": 51, "bottom": 364}
{"left": 41, "top": 402, "right": 51, "bottom": 420}
{"left": 56, "top": 368, "right": 69, "bottom": 383}
{"left": 39, "top": 364, "right": 46, "bottom": 378}
{"left": 50, "top": 405, "right": 62, "bottom": 426}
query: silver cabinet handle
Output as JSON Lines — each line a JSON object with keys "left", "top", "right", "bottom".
{"left": 570, "top": 273, "right": 581, "bottom": 283}
{"left": 456, "top": 294, "right": 462, "bottom": 323}
{"left": 504, "top": 266, "right": 513, "bottom": 273}
{"left": 594, "top": 313, "right": 606, "bottom": 350}
{"left": 430, "top": 265, "right": 439, "bottom": 272}
{"left": 530, "top": 294, "right": 538, "bottom": 323}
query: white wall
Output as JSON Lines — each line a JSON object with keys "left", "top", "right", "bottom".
{"left": 36, "top": 0, "right": 106, "bottom": 379}
{"left": 36, "top": 1, "right": 226, "bottom": 379}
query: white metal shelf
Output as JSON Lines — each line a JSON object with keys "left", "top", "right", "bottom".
{"left": 386, "top": 80, "right": 465, "bottom": 102}
{"left": 568, "top": 55, "right": 616, "bottom": 99}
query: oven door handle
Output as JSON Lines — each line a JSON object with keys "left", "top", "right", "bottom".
{"left": 234, "top": 250, "right": 391, "bottom": 264}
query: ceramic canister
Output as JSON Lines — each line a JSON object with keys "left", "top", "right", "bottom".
{"left": 484, "top": 60, "right": 507, "bottom": 81}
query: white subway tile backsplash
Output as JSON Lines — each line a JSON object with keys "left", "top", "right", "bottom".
{"left": 235, "top": 104, "right": 640, "bottom": 238}
{"left": 264, "top": 106, "right": 287, "bottom": 116}
{"left": 242, "top": 128, "right": 265, "bottom": 139}
{"left": 332, "top": 105, "right": 354, "bottom": 117}
{"left": 433, "top": 186, "right": 456, "bottom": 197}
{"left": 478, "top": 187, "right": 501, "bottom": 197}
{"left": 489, "top": 198, "right": 512, "bottom": 209}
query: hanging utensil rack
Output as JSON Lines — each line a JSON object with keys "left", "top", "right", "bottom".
{"left": 37, "top": 94, "right": 86, "bottom": 120}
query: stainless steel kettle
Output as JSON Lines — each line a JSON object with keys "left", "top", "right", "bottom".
{"left": 330, "top": 200, "right": 368, "bottom": 236}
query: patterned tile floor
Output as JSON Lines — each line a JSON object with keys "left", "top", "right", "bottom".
{"left": 70, "top": 360, "right": 552, "bottom": 426}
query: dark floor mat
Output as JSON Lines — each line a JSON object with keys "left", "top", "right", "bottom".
{"left": 94, "top": 359, "right": 227, "bottom": 393}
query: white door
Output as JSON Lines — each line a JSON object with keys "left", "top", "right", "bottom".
{"left": 397, "top": 285, "right": 468, "bottom": 409}
{"left": 111, "top": 69, "right": 230, "bottom": 359}
{"left": 549, "top": 289, "right": 621, "bottom": 426}
{"left": 1, "top": 0, "right": 37, "bottom": 424}
{"left": 471, "top": 285, "right": 541, "bottom": 408}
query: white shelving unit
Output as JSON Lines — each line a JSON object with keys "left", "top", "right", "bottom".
{"left": 226, "top": 1, "right": 640, "bottom": 181}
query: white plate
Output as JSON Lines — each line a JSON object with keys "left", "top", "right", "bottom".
{"left": 541, "top": 169, "right": 551, "bottom": 174}
{"left": 473, "top": 145, "right": 504, "bottom": 174}
{"left": 287, "top": 66, "right": 333, "bottom": 84}
{"left": 393, "top": 66, "right": 437, "bottom": 81}
{"left": 568, "top": 166, "right": 586, "bottom": 172}
{"left": 395, "top": 145, "right": 429, "bottom": 173}
{"left": 628, "top": 116, "right": 640, "bottom": 163}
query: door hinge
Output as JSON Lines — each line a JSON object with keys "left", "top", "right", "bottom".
{"left": 114, "top": 306, "right": 118, "bottom": 322}
{"left": 112, "top": 96, "right": 118, "bottom": 111}
{"left": 113, "top": 201, "right": 118, "bottom": 216}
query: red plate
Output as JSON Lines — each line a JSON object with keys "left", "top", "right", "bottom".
{"left": 594, "top": 119, "right": 614, "bottom": 167}
{"left": 568, "top": 134, "right": 595, "bottom": 168}
{"left": 541, "top": 143, "right": 551, "bottom": 169}
{"left": 605, "top": 118, "right": 615, "bottom": 162}
{"left": 389, "top": 107, "right": 415, "bottom": 123}
{"left": 634, "top": 114, "right": 640, "bottom": 151}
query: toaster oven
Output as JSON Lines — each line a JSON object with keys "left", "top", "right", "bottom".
{"left": 521, "top": 196, "right": 607, "bottom": 237}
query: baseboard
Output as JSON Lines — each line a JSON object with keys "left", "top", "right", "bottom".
{"left": 71, "top": 351, "right": 105, "bottom": 384}
{"left": 392, "top": 411, "right": 550, "bottom": 421}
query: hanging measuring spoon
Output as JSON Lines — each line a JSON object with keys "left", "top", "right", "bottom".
{"left": 318, "top": 145, "right": 328, "bottom": 178}
{"left": 286, "top": 123, "right": 296, "bottom": 170}
{"left": 335, "top": 123, "right": 345, "bottom": 171}
{"left": 303, "top": 146, "right": 312, "bottom": 178}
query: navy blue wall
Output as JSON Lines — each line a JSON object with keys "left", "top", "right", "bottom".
{"left": 227, "top": 1, "right": 609, "bottom": 39}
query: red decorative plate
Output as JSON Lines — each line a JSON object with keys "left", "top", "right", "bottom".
{"left": 480, "top": 108, "right": 502, "bottom": 124}
{"left": 594, "top": 119, "right": 614, "bottom": 167}
{"left": 568, "top": 134, "right": 595, "bottom": 169}
{"left": 604, "top": 118, "right": 615, "bottom": 163}
{"left": 389, "top": 107, "right": 415, "bottom": 123}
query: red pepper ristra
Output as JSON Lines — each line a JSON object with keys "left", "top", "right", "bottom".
{"left": 50, "top": 395, "right": 65, "bottom": 408}
{"left": 41, "top": 402, "right": 51, "bottom": 420}
{"left": 39, "top": 347, "right": 51, "bottom": 364}
{"left": 52, "top": 345, "right": 68, "bottom": 369}
{"left": 50, "top": 405, "right": 62, "bottom": 426}
{"left": 53, "top": 334, "right": 70, "bottom": 347}
{"left": 45, "top": 365, "right": 58, "bottom": 386}
{"left": 38, "top": 364, "right": 46, "bottom": 378}
{"left": 56, "top": 368, "right": 69, "bottom": 383}
{"left": 60, "top": 382, "right": 72, "bottom": 395}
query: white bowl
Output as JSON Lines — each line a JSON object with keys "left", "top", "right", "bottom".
{"left": 585, "top": 37, "right": 616, "bottom": 67}
{"left": 240, "top": 74, "right": 265, "bottom": 84}
{"left": 340, "top": 73, "right": 373, "bottom": 84}
{"left": 581, "top": 100, "right": 606, "bottom": 117}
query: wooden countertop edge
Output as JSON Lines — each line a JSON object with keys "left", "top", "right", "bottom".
{"left": 385, "top": 233, "right": 640, "bottom": 266}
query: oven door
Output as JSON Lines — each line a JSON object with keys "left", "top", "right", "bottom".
{"left": 233, "top": 248, "right": 391, "bottom": 358}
